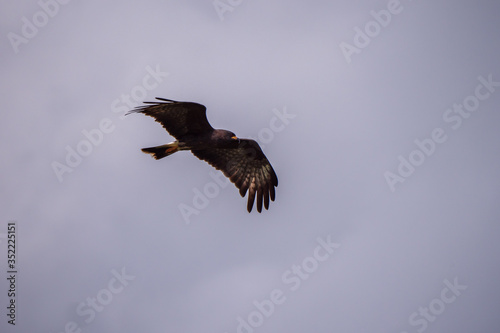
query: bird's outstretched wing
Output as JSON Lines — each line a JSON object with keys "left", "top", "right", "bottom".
{"left": 127, "top": 98, "right": 213, "bottom": 139}
{"left": 191, "top": 139, "right": 278, "bottom": 213}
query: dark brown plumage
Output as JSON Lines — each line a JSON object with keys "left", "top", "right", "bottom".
{"left": 127, "top": 98, "right": 278, "bottom": 213}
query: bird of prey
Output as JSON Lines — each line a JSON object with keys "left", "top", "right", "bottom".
{"left": 127, "top": 98, "right": 278, "bottom": 213}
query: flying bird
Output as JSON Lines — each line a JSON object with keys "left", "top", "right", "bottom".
{"left": 127, "top": 98, "right": 278, "bottom": 213}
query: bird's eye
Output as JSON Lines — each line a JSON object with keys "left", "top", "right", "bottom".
{"left": 231, "top": 135, "right": 238, "bottom": 140}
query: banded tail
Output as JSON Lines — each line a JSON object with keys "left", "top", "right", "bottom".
{"left": 141, "top": 142, "right": 179, "bottom": 160}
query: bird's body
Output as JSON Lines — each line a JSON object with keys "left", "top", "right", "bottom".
{"left": 127, "top": 98, "right": 278, "bottom": 213}
{"left": 141, "top": 130, "right": 239, "bottom": 159}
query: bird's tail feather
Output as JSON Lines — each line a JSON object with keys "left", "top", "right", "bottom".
{"left": 141, "top": 142, "right": 179, "bottom": 160}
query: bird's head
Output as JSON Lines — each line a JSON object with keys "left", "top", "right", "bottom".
{"left": 226, "top": 130, "right": 240, "bottom": 143}
{"left": 230, "top": 134, "right": 240, "bottom": 144}
{"left": 214, "top": 130, "right": 240, "bottom": 146}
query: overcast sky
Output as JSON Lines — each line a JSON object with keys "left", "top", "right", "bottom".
{"left": 1, "top": 0, "right": 500, "bottom": 332}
